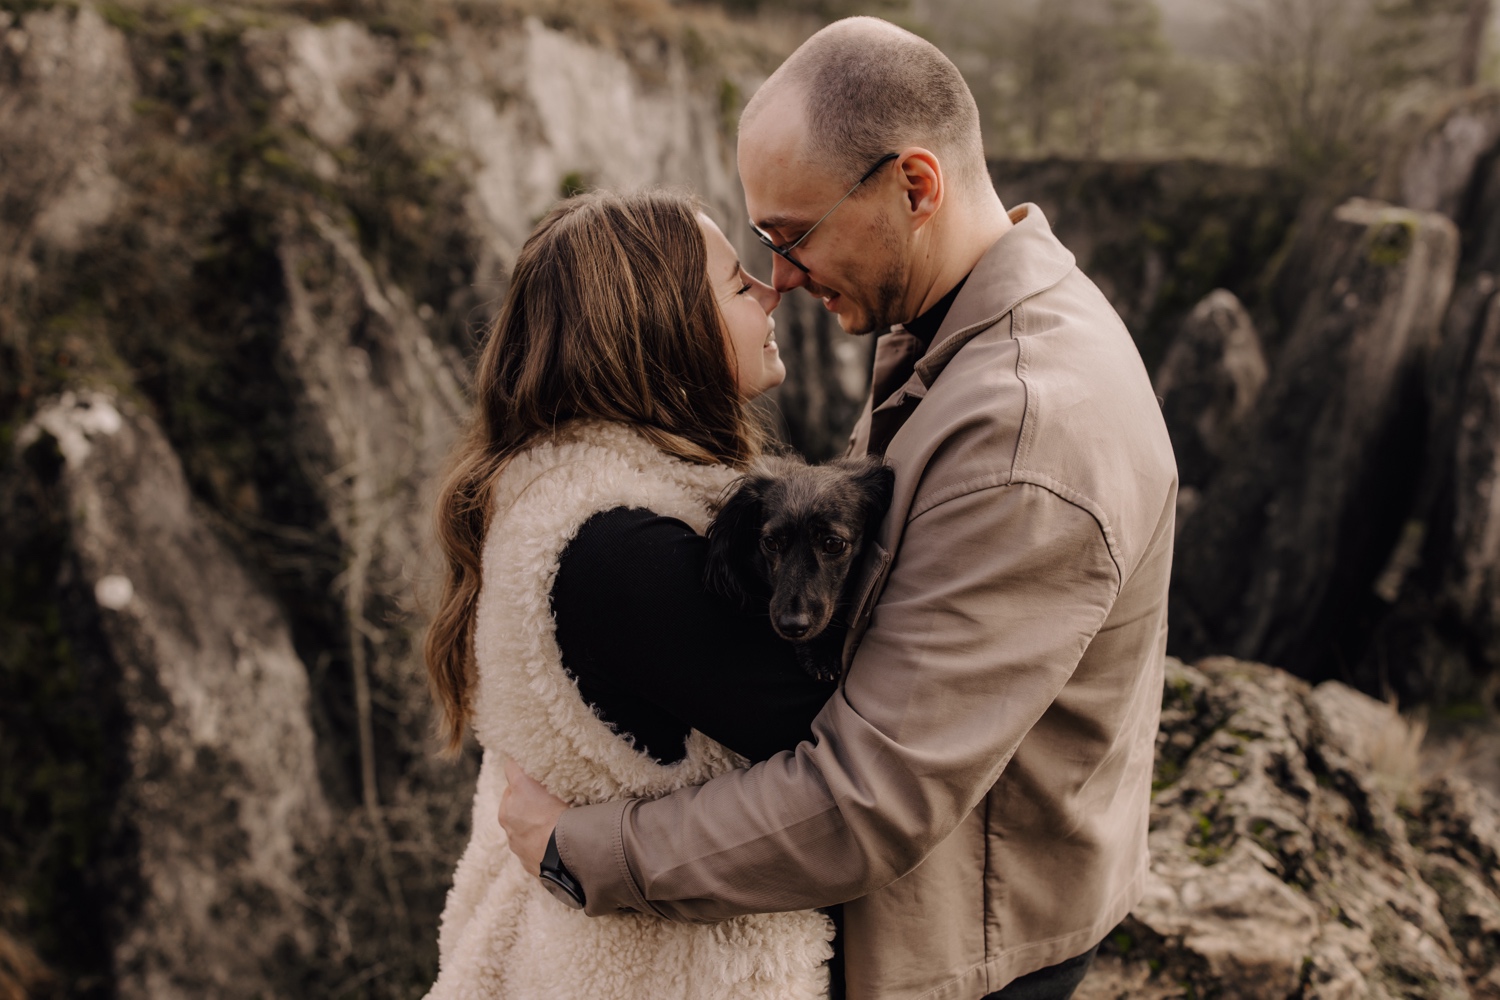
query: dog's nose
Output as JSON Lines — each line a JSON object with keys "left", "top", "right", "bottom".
{"left": 777, "top": 613, "right": 812, "bottom": 639}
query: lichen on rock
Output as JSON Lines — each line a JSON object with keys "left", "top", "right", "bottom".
{"left": 1082, "top": 658, "right": 1500, "bottom": 1000}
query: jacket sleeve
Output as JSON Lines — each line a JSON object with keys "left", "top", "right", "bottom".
{"left": 552, "top": 481, "right": 1121, "bottom": 920}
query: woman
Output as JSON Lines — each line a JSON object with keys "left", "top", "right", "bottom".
{"left": 423, "top": 190, "right": 837, "bottom": 999}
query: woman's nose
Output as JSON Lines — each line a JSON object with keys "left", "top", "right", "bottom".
{"left": 755, "top": 278, "right": 781, "bottom": 314}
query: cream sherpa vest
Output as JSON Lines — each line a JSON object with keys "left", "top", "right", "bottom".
{"left": 427, "top": 421, "right": 834, "bottom": 1000}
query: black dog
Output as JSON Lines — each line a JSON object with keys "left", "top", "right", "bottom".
{"left": 705, "top": 454, "right": 895, "bottom": 681}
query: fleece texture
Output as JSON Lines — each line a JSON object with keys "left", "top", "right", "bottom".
{"left": 426, "top": 421, "right": 835, "bottom": 1000}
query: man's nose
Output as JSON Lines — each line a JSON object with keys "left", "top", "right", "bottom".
{"left": 771, "top": 254, "right": 809, "bottom": 294}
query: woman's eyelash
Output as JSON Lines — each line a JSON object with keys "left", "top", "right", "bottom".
{"left": 737, "top": 279, "right": 752, "bottom": 294}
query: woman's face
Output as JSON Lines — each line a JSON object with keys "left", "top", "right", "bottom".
{"left": 699, "top": 213, "right": 785, "bottom": 398}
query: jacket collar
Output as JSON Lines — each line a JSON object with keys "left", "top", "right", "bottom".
{"left": 911, "top": 203, "right": 1076, "bottom": 390}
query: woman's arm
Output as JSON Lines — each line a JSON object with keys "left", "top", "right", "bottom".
{"left": 551, "top": 506, "right": 836, "bottom": 764}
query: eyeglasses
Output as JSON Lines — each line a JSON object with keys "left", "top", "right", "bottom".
{"left": 750, "top": 152, "right": 899, "bottom": 276}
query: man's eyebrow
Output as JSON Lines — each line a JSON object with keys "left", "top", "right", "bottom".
{"left": 754, "top": 215, "right": 810, "bottom": 232}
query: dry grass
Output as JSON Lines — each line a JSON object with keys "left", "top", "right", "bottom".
{"left": 1368, "top": 698, "right": 1429, "bottom": 806}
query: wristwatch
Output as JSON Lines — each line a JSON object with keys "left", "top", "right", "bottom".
{"left": 539, "top": 830, "right": 586, "bottom": 910}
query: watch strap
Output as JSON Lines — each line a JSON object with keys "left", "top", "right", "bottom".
{"left": 541, "top": 829, "right": 564, "bottom": 873}
{"left": 538, "top": 829, "right": 586, "bottom": 909}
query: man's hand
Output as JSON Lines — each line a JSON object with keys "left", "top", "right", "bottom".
{"left": 499, "top": 758, "right": 569, "bottom": 875}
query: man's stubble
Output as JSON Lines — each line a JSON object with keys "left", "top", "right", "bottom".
{"left": 848, "top": 211, "right": 912, "bottom": 337}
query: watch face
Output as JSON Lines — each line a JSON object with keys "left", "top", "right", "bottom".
{"left": 540, "top": 871, "right": 585, "bottom": 910}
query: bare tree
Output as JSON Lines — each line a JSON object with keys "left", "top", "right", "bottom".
{"left": 1459, "top": 0, "right": 1493, "bottom": 87}
{"left": 1226, "top": 0, "right": 1476, "bottom": 177}
{"left": 920, "top": 0, "right": 1179, "bottom": 159}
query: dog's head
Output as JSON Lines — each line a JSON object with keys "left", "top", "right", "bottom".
{"left": 705, "top": 454, "right": 895, "bottom": 642}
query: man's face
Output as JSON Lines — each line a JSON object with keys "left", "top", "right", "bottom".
{"left": 739, "top": 102, "right": 913, "bottom": 336}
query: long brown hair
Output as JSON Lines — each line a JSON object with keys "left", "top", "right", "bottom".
{"left": 425, "top": 189, "right": 761, "bottom": 753}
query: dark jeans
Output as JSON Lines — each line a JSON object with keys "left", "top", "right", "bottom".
{"left": 979, "top": 944, "right": 1099, "bottom": 1000}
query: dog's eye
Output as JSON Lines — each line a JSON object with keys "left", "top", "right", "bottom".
{"left": 821, "top": 537, "right": 848, "bottom": 555}
{"left": 761, "top": 535, "right": 781, "bottom": 553}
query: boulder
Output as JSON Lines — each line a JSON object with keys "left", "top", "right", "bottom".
{"left": 1080, "top": 658, "right": 1500, "bottom": 1000}
{"left": 1394, "top": 92, "right": 1500, "bottom": 223}
{"left": 1445, "top": 294, "right": 1500, "bottom": 670}
{"left": 14, "top": 392, "right": 329, "bottom": 999}
{"left": 1395, "top": 278, "right": 1500, "bottom": 704}
{"left": 1367, "top": 104, "right": 1500, "bottom": 704}
{"left": 1154, "top": 289, "right": 1268, "bottom": 506}
{"left": 1170, "top": 199, "right": 1460, "bottom": 679}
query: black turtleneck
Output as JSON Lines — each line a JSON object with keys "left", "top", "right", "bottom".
{"left": 869, "top": 274, "right": 970, "bottom": 408}
{"left": 905, "top": 273, "right": 969, "bottom": 347}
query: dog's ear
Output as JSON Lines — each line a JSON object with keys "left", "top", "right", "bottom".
{"left": 704, "top": 476, "right": 768, "bottom": 603}
{"left": 860, "top": 460, "right": 897, "bottom": 518}
{"left": 835, "top": 456, "right": 897, "bottom": 526}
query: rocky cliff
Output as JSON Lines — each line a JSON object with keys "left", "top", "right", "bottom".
{"left": 0, "top": 2, "right": 776, "bottom": 995}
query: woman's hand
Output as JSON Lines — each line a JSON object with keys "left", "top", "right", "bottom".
{"left": 499, "top": 758, "right": 569, "bottom": 875}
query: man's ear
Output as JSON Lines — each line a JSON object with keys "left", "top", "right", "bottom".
{"left": 704, "top": 476, "right": 768, "bottom": 603}
{"left": 896, "top": 147, "right": 943, "bottom": 226}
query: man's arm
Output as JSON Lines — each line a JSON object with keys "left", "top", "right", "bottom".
{"left": 551, "top": 480, "right": 1122, "bottom": 920}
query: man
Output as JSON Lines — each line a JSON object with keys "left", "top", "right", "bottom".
{"left": 500, "top": 16, "right": 1176, "bottom": 1000}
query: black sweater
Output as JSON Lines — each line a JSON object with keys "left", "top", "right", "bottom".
{"left": 550, "top": 506, "right": 836, "bottom": 765}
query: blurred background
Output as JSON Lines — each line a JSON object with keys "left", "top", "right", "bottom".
{"left": 4, "top": 0, "right": 1500, "bottom": 996}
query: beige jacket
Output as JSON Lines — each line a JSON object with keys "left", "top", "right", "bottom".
{"left": 430, "top": 422, "right": 833, "bottom": 999}
{"left": 555, "top": 206, "right": 1177, "bottom": 999}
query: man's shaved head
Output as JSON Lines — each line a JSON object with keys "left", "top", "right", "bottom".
{"left": 742, "top": 17, "right": 987, "bottom": 192}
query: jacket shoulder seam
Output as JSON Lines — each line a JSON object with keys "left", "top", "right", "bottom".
{"left": 908, "top": 476, "right": 1123, "bottom": 592}
{"left": 1010, "top": 302, "right": 1033, "bottom": 478}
